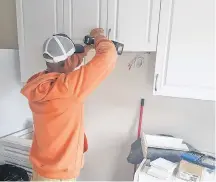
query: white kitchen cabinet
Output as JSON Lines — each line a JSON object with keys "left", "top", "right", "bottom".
{"left": 107, "top": 0, "right": 161, "bottom": 51}
{"left": 16, "top": 0, "right": 107, "bottom": 82}
{"left": 153, "top": 0, "right": 215, "bottom": 101}
{"left": 16, "top": 0, "right": 64, "bottom": 82}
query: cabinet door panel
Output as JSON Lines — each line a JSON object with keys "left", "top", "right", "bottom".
{"left": 154, "top": 0, "right": 215, "bottom": 101}
{"left": 107, "top": 0, "right": 161, "bottom": 51}
{"left": 64, "top": 0, "right": 108, "bottom": 44}
{"left": 16, "top": 0, "right": 63, "bottom": 82}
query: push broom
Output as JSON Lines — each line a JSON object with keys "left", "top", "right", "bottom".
{"left": 127, "top": 98, "right": 145, "bottom": 177}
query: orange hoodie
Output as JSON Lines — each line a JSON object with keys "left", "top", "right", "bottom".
{"left": 21, "top": 36, "right": 117, "bottom": 179}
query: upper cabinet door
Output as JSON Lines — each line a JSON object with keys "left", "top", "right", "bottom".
{"left": 154, "top": 0, "right": 215, "bottom": 101}
{"left": 63, "top": 0, "right": 108, "bottom": 44}
{"left": 16, "top": 0, "right": 64, "bottom": 82}
{"left": 107, "top": 0, "right": 161, "bottom": 51}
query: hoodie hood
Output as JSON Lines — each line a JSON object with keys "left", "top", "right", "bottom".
{"left": 21, "top": 72, "right": 69, "bottom": 102}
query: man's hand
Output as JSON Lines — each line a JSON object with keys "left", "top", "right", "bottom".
{"left": 90, "top": 28, "right": 104, "bottom": 38}
{"left": 64, "top": 45, "right": 93, "bottom": 73}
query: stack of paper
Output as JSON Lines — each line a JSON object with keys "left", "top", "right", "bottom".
{"left": 147, "top": 158, "right": 177, "bottom": 180}
{"left": 150, "top": 157, "right": 178, "bottom": 172}
{"left": 143, "top": 134, "right": 189, "bottom": 151}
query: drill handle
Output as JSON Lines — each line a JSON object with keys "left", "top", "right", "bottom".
{"left": 83, "top": 35, "right": 124, "bottom": 55}
{"left": 83, "top": 35, "right": 95, "bottom": 45}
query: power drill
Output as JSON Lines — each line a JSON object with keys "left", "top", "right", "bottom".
{"left": 83, "top": 35, "right": 124, "bottom": 55}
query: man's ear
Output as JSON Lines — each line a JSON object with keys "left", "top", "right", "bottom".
{"left": 66, "top": 56, "right": 72, "bottom": 63}
{"left": 69, "top": 55, "right": 79, "bottom": 68}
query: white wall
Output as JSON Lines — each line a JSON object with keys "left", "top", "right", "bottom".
{"left": 0, "top": 50, "right": 31, "bottom": 137}
{"left": 0, "top": 0, "right": 18, "bottom": 49}
{"left": 79, "top": 52, "right": 215, "bottom": 181}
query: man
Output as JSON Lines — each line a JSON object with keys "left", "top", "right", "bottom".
{"left": 21, "top": 28, "right": 117, "bottom": 181}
